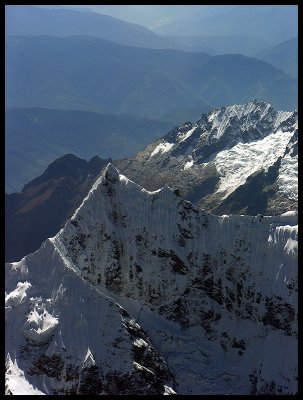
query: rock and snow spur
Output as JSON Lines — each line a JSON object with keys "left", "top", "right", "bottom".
{"left": 6, "top": 163, "right": 297, "bottom": 394}
{"left": 116, "top": 100, "right": 297, "bottom": 216}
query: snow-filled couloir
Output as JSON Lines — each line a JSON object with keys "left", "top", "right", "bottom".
{"left": 6, "top": 163, "right": 297, "bottom": 394}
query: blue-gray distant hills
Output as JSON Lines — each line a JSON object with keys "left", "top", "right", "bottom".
{"left": 6, "top": 35, "right": 297, "bottom": 118}
{"left": 5, "top": 5, "right": 179, "bottom": 50}
{"left": 5, "top": 108, "right": 173, "bottom": 193}
{"left": 255, "top": 37, "right": 298, "bottom": 79}
{"left": 154, "top": 5, "right": 297, "bottom": 44}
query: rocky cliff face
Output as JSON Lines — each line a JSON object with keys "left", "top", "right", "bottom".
{"left": 116, "top": 100, "right": 297, "bottom": 216}
{"left": 6, "top": 164, "right": 298, "bottom": 394}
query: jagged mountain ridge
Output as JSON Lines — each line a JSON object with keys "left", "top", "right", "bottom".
{"left": 116, "top": 100, "right": 297, "bottom": 216}
{"left": 6, "top": 164, "right": 298, "bottom": 394}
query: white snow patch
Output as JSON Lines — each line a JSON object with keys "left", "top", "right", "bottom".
{"left": 119, "top": 175, "right": 130, "bottom": 185}
{"left": 274, "top": 225, "right": 297, "bottom": 237}
{"left": 284, "top": 238, "right": 298, "bottom": 255}
{"left": 5, "top": 281, "right": 32, "bottom": 307}
{"left": 151, "top": 142, "right": 174, "bottom": 157}
{"left": 83, "top": 348, "right": 96, "bottom": 368}
{"left": 128, "top": 319, "right": 141, "bottom": 330}
{"left": 6, "top": 354, "right": 45, "bottom": 395}
{"left": 141, "top": 187, "right": 162, "bottom": 196}
{"left": 177, "top": 126, "right": 197, "bottom": 142}
{"left": 208, "top": 109, "right": 220, "bottom": 123}
{"left": 164, "top": 385, "right": 177, "bottom": 395}
{"left": 133, "top": 361, "right": 155, "bottom": 375}
{"left": 270, "top": 225, "right": 298, "bottom": 256}
{"left": 280, "top": 211, "right": 297, "bottom": 217}
{"left": 133, "top": 338, "right": 148, "bottom": 348}
{"left": 23, "top": 300, "right": 59, "bottom": 343}
{"left": 277, "top": 154, "right": 297, "bottom": 201}
{"left": 274, "top": 111, "right": 293, "bottom": 129}
{"left": 214, "top": 129, "right": 294, "bottom": 198}
{"left": 184, "top": 160, "right": 194, "bottom": 170}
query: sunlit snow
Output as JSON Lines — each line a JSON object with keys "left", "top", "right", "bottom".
{"left": 5, "top": 281, "right": 32, "bottom": 307}
{"left": 6, "top": 355, "right": 45, "bottom": 395}
{"left": 177, "top": 126, "right": 197, "bottom": 142}
{"left": 23, "top": 298, "right": 59, "bottom": 343}
{"left": 277, "top": 154, "right": 298, "bottom": 201}
{"left": 214, "top": 129, "right": 294, "bottom": 198}
{"left": 184, "top": 160, "right": 194, "bottom": 170}
{"left": 151, "top": 142, "right": 174, "bottom": 157}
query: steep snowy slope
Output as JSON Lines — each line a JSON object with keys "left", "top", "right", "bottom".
{"left": 5, "top": 239, "right": 176, "bottom": 395}
{"left": 6, "top": 164, "right": 297, "bottom": 394}
{"left": 116, "top": 100, "right": 297, "bottom": 216}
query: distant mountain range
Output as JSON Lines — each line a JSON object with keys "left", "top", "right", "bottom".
{"left": 5, "top": 5, "right": 297, "bottom": 56}
{"left": 154, "top": 5, "right": 298, "bottom": 44}
{"left": 5, "top": 5, "right": 179, "bottom": 50}
{"left": 255, "top": 37, "right": 298, "bottom": 79}
{"left": 5, "top": 108, "right": 173, "bottom": 193}
{"left": 166, "top": 34, "right": 271, "bottom": 57}
{"left": 5, "top": 35, "right": 212, "bottom": 118}
{"left": 6, "top": 35, "right": 297, "bottom": 117}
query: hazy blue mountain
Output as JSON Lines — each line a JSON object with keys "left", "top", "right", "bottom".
{"left": 5, "top": 35, "right": 212, "bottom": 119}
{"left": 6, "top": 36, "right": 297, "bottom": 120}
{"left": 187, "top": 54, "right": 297, "bottom": 110}
{"left": 62, "top": 5, "right": 231, "bottom": 30}
{"left": 255, "top": 37, "right": 298, "bottom": 79}
{"left": 154, "top": 5, "right": 298, "bottom": 44}
{"left": 166, "top": 35, "right": 271, "bottom": 57}
{"left": 5, "top": 5, "right": 180, "bottom": 50}
{"left": 5, "top": 107, "right": 173, "bottom": 193}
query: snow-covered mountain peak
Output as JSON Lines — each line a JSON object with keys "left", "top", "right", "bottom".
{"left": 6, "top": 163, "right": 297, "bottom": 394}
{"left": 65, "top": 162, "right": 180, "bottom": 236}
{"left": 117, "top": 101, "right": 297, "bottom": 215}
